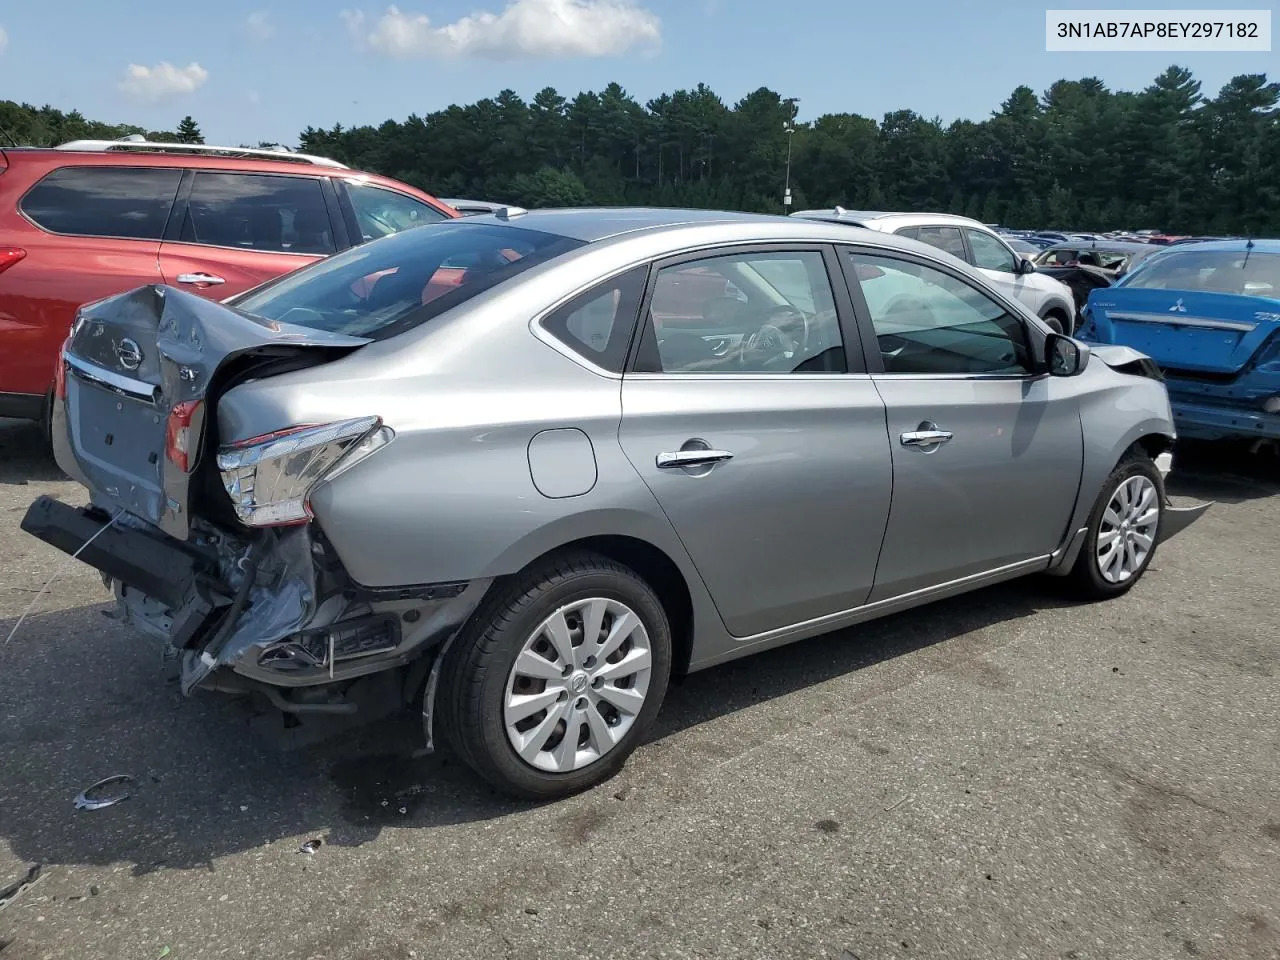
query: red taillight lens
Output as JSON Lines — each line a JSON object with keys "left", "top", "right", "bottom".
{"left": 165, "top": 400, "right": 204, "bottom": 473}
{"left": 0, "top": 247, "right": 27, "bottom": 275}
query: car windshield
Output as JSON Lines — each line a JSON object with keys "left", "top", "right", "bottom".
{"left": 231, "top": 221, "right": 584, "bottom": 339}
{"left": 1122, "top": 249, "right": 1280, "bottom": 298}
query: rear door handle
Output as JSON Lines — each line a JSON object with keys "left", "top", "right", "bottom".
{"left": 176, "top": 273, "right": 226, "bottom": 286}
{"left": 900, "top": 430, "right": 954, "bottom": 447}
{"left": 656, "top": 449, "right": 734, "bottom": 469}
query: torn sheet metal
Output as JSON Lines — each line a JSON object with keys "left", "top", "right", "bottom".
{"left": 62, "top": 284, "right": 369, "bottom": 539}
{"left": 179, "top": 525, "right": 321, "bottom": 695}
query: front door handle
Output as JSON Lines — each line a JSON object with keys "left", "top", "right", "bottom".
{"left": 900, "top": 429, "right": 954, "bottom": 447}
{"left": 656, "top": 449, "right": 734, "bottom": 469}
{"left": 176, "top": 272, "right": 226, "bottom": 286}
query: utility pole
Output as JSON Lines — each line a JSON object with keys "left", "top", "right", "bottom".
{"left": 782, "top": 97, "right": 800, "bottom": 213}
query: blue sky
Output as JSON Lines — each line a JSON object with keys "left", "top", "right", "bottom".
{"left": 0, "top": 0, "right": 1273, "bottom": 146}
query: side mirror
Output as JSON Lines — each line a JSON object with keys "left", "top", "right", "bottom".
{"left": 1046, "top": 333, "right": 1089, "bottom": 376}
{"left": 1017, "top": 257, "right": 1037, "bottom": 275}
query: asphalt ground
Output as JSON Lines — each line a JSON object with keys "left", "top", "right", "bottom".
{"left": 1, "top": 416, "right": 1278, "bottom": 960}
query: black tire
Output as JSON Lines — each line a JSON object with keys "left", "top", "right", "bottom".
{"left": 435, "top": 551, "right": 672, "bottom": 800}
{"left": 1068, "top": 450, "right": 1164, "bottom": 600}
{"left": 1042, "top": 310, "right": 1068, "bottom": 335}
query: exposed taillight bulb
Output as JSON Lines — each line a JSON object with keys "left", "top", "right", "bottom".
{"left": 0, "top": 247, "right": 26, "bottom": 275}
{"left": 165, "top": 400, "right": 204, "bottom": 472}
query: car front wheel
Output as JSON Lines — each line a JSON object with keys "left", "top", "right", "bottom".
{"left": 435, "top": 552, "right": 672, "bottom": 800}
{"left": 1069, "top": 451, "right": 1164, "bottom": 599}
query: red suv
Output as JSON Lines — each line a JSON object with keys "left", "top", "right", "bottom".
{"left": 0, "top": 139, "right": 458, "bottom": 425}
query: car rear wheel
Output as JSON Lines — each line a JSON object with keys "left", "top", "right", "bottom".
{"left": 435, "top": 552, "right": 671, "bottom": 800}
{"left": 1068, "top": 451, "right": 1164, "bottom": 599}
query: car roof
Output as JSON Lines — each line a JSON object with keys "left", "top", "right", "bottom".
{"left": 1042, "top": 240, "right": 1155, "bottom": 254}
{"left": 1155, "top": 238, "right": 1280, "bottom": 254}
{"left": 462, "top": 206, "right": 822, "bottom": 243}
{"left": 790, "top": 208, "right": 987, "bottom": 229}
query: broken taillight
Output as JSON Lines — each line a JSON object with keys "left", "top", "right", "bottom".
{"left": 0, "top": 247, "right": 27, "bottom": 276}
{"left": 165, "top": 400, "right": 204, "bottom": 472}
{"left": 216, "top": 416, "right": 389, "bottom": 527}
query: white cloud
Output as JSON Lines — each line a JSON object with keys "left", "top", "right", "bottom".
{"left": 246, "top": 11, "right": 275, "bottom": 42}
{"left": 342, "top": 0, "right": 661, "bottom": 61}
{"left": 118, "top": 62, "right": 210, "bottom": 103}
{"left": 0, "top": 26, "right": 8, "bottom": 56}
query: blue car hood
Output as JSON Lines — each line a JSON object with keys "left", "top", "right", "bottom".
{"left": 1085, "top": 287, "right": 1280, "bottom": 375}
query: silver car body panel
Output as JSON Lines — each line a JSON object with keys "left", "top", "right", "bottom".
{"left": 39, "top": 209, "right": 1191, "bottom": 690}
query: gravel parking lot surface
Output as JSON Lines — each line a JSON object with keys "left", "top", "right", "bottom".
{"left": 1, "top": 417, "right": 1278, "bottom": 960}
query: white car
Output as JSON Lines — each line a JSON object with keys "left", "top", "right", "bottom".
{"left": 792, "top": 209, "right": 1078, "bottom": 334}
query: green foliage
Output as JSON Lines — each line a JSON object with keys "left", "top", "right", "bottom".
{"left": 176, "top": 116, "right": 204, "bottom": 144}
{"left": 3, "top": 64, "right": 1278, "bottom": 232}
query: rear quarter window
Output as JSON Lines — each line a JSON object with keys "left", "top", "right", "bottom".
{"left": 20, "top": 166, "right": 183, "bottom": 240}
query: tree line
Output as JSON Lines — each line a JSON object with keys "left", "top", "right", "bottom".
{"left": 2, "top": 66, "right": 1277, "bottom": 234}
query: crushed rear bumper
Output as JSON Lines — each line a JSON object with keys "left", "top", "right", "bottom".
{"left": 19, "top": 496, "right": 491, "bottom": 702}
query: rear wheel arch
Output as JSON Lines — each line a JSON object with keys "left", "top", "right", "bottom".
{"left": 478, "top": 535, "right": 695, "bottom": 678}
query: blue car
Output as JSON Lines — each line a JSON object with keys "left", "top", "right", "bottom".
{"left": 1079, "top": 239, "right": 1280, "bottom": 442}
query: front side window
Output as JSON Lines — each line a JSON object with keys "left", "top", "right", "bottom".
{"left": 1121, "top": 250, "right": 1280, "bottom": 298}
{"left": 347, "top": 181, "right": 448, "bottom": 241}
{"left": 180, "top": 172, "right": 334, "bottom": 255}
{"left": 966, "top": 229, "right": 1018, "bottom": 272}
{"left": 231, "top": 220, "right": 582, "bottom": 340}
{"left": 846, "top": 252, "right": 1032, "bottom": 376}
{"left": 914, "top": 225, "right": 967, "bottom": 260}
{"left": 637, "top": 250, "right": 845, "bottom": 374}
{"left": 21, "top": 166, "right": 182, "bottom": 240}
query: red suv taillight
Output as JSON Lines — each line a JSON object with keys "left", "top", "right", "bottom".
{"left": 0, "top": 247, "right": 26, "bottom": 276}
{"left": 216, "top": 417, "right": 390, "bottom": 527}
{"left": 165, "top": 400, "right": 204, "bottom": 472}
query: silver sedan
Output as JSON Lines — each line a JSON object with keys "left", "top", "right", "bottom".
{"left": 25, "top": 208, "right": 1209, "bottom": 799}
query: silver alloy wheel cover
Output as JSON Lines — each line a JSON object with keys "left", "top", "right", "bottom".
{"left": 503, "top": 597, "right": 653, "bottom": 773}
{"left": 1096, "top": 474, "right": 1160, "bottom": 584}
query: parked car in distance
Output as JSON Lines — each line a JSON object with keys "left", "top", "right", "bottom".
{"left": 1035, "top": 240, "right": 1159, "bottom": 277}
{"left": 23, "top": 207, "right": 1209, "bottom": 800}
{"left": 791, "top": 208, "right": 1078, "bottom": 333}
{"left": 440, "top": 198, "right": 510, "bottom": 217}
{"left": 1033, "top": 240, "right": 1164, "bottom": 314}
{"left": 1079, "top": 239, "right": 1280, "bottom": 443}
{"left": 0, "top": 138, "right": 458, "bottom": 426}
{"left": 1006, "top": 238, "right": 1043, "bottom": 255}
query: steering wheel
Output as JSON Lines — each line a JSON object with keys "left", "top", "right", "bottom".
{"left": 738, "top": 304, "right": 811, "bottom": 369}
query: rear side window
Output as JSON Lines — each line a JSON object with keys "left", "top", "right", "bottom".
{"left": 20, "top": 166, "right": 182, "bottom": 240}
{"left": 231, "top": 220, "right": 584, "bottom": 340}
{"left": 346, "top": 182, "right": 448, "bottom": 241}
{"left": 180, "top": 172, "right": 334, "bottom": 255}
{"left": 541, "top": 266, "right": 648, "bottom": 372}
{"left": 914, "top": 225, "right": 967, "bottom": 260}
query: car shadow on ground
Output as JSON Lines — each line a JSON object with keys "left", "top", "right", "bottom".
{"left": 1166, "top": 439, "right": 1280, "bottom": 504}
{"left": 0, "top": 576, "right": 1071, "bottom": 876}
{"left": 0, "top": 419, "right": 64, "bottom": 486}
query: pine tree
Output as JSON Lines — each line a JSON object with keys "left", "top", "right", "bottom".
{"left": 176, "top": 116, "right": 204, "bottom": 144}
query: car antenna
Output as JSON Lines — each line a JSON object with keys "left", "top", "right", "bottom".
{"left": 0, "top": 124, "right": 19, "bottom": 147}
{"left": 1243, "top": 236, "right": 1254, "bottom": 268}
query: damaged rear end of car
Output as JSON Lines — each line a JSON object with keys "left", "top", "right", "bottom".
{"left": 1079, "top": 240, "right": 1280, "bottom": 444}
{"left": 22, "top": 283, "right": 484, "bottom": 744}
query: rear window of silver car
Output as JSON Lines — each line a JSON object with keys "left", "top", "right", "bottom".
{"left": 231, "top": 221, "right": 584, "bottom": 339}
{"left": 1122, "top": 250, "right": 1280, "bottom": 298}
